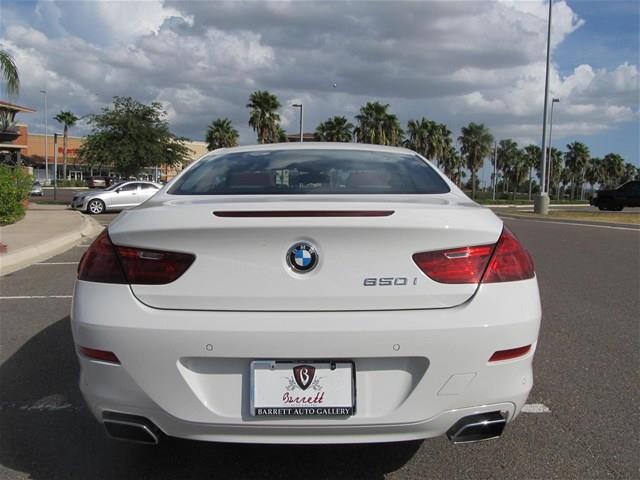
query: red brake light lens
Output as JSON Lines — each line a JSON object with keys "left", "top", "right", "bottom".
{"left": 115, "top": 246, "right": 195, "bottom": 285}
{"left": 412, "top": 227, "right": 534, "bottom": 284}
{"left": 78, "top": 230, "right": 195, "bottom": 285}
{"left": 412, "top": 244, "right": 495, "bottom": 284}
{"left": 483, "top": 227, "right": 534, "bottom": 283}
{"left": 78, "top": 230, "right": 127, "bottom": 284}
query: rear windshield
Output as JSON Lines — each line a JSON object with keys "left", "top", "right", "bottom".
{"left": 169, "top": 149, "right": 450, "bottom": 195}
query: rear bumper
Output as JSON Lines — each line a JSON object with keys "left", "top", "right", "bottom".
{"left": 71, "top": 278, "right": 541, "bottom": 444}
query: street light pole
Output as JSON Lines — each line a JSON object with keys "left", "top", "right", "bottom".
{"left": 534, "top": 0, "right": 553, "bottom": 214}
{"left": 40, "top": 90, "right": 48, "bottom": 185}
{"left": 547, "top": 98, "right": 560, "bottom": 195}
{"left": 492, "top": 141, "right": 498, "bottom": 201}
{"left": 292, "top": 104, "right": 303, "bottom": 142}
{"left": 53, "top": 133, "right": 58, "bottom": 201}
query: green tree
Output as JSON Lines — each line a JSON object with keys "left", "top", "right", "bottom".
{"left": 246, "top": 90, "right": 281, "bottom": 144}
{"left": 602, "top": 153, "right": 625, "bottom": 188}
{"left": 521, "top": 144, "right": 541, "bottom": 200}
{"left": 405, "top": 118, "right": 451, "bottom": 165}
{"left": 275, "top": 125, "right": 288, "bottom": 143}
{"left": 564, "top": 141, "right": 590, "bottom": 199}
{"left": 547, "top": 147, "right": 563, "bottom": 197}
{"left": 205, "top": 118, "right": 239, "bottom": 151}
{"left": 458, "top": 122, "right": 494, "bottom": 199}
{"left": 585, "top": 157, "right": 603, "bottom": 192}
{"left": 54, "top": 111, "right": 79, "bottom": 179}
{"left": 620, "top": 162, "right": 639, "bottom": 183}
{"left": 0, "top": 49, "right": 19, "bottom": 97}
{"left": 315, "top": 116, "right": 354, "bottom": 142}
{"left": 77, "top": 96, "right": 191, "bottom": 179}
{"left": 440, "top": 144, "right": 464, "bottom": 186}
{"left": 354, "top": 101, "right": 403, "bottom": 146}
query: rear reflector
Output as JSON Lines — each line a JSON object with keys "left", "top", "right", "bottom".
{"left": 489, "top": 345, "right": 531, "bottom": 362}
{"left": 78, "top": 230, "right": 195, "bottom": 285}
{"left": 79, "top": 346, "right": 120, "bottom": 364}
{"left": 412, "top": 227, "right": 534, "bottom": 284}
{"left": 213, "top": 210, "right": 394, "bottom": 217}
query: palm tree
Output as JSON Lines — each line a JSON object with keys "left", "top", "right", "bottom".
{"left": 0, "top": 49, "right": 19, "bottom": 97}
{"left": 602, "top": 153, "right": 625, "bottom": 188}
{"left": 458, "top": 122, "right": 494, "bottom": 198}
{"left": 54, "top": 111, "right": 79, "bottom": 179}
{"left": 585, "top": 157, "right": 604, "bottom": 195}
{"left": 205, "top": 118, "right": 239, "bottom": 151}
{"left": 547, "top": 147, "right": 563, "bottom": 197}
{"left": 497, "top": 140, "right": 521, "bottom": 200}
{"left": 621, "top": 162, "right": 639, "bottom": 183}
{"left": 564, "top": 142, "right": 590, "bottom": 199}
{"left": 246, "top": 90, "right": 281, "bottom": 144}
{"left": 521, "top": 144, "right": 541, "bottom": 200}
{"left": 315, "top": 116, "right": 354, "bottom": 142}
{"left": 440, "top": 144, "right": 464, "bottom": 186}
{"left": 355, "top": 102, "right": 403, "bottom": 146}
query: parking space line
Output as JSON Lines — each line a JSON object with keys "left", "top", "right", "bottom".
{"left": 522, "top": 403, "right": 551, "bottom": 413}
{"left": 0, "top": 295, "right": 72, "bottom": 300}
{"left": 500, "top": 216, "right": 639, "bottom": 231}
{"left": 35, "top": 262, "right": 79, "bottom": 265}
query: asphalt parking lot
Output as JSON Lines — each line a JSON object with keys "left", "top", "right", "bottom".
{"left": 0, "top": 212, "right": 638, "bottom": 479}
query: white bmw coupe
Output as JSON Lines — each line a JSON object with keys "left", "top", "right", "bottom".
{"left": 71, "top": 143, "right": 541, "bottom": 445}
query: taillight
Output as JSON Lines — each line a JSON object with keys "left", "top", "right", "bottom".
{"left": 412, "top": 227, "right": 534, "bottom": 284}
{"left": 116, "top": 245, "right": 195, "bottom": 285}
{"left": 482, "top": 227, "right": 534, "bottom": 283}
{"left": 412, "top": 244, "right": 494, "bottom": 284}
{"left": 78, "top": 230, "right": 127, "bottom": 284}
{"left": 78, "top": 230, "right": 195, "bottom": 285}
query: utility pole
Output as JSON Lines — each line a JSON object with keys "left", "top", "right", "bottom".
{"left": 534, "top": 0, "right": 553, "bottom": 215}
{"left": 492, "top": 141, "right": 498, "bottom": 201}
{"left": 40, "top": 90, "right": 48, "bottom": 185}
{"left": 547, "top": 98, "right": 560, "bottom": 194}
{"left": 53, "top": 133, "right": 58, "bottom": 201}
{"left": 292, "top": 104, "right": 303, "bottom": 142}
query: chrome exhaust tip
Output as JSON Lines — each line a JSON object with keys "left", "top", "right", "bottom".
{"left": 446, "top": 411, "right": 507, "bottom": 444}
{"left": 102, "top": 412, "right": 161, "bottom": 445}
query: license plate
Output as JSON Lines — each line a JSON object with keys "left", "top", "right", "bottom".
{"left": 250, "top": 361, "right": 355, "bottom": 417}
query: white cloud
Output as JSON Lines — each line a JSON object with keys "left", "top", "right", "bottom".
{"left": 1, "top": 0, "right": 637, "bottom": 153}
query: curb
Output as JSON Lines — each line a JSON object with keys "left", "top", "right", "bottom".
{"left": 0, "top": 213, "right": 104, "bottom": 276}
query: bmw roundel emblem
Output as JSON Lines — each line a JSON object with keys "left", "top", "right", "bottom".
{"left": 287, "top": 242, "right": 319, "bottom": 273}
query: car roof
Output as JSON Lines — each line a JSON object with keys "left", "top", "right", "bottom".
{"left": 206, "top": 142, "right": 417, "bottom": 156}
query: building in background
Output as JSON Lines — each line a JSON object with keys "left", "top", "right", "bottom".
{"left": 0, "top": 100, "right": 35, "bottom": 165}
{"left": 24, "top": 133, "right": 207, "bottom": 182}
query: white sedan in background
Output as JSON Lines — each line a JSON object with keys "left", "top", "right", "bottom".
{"left": 70, "top": 180, "right": 161, "bottom": 214}
{"left": 71, "top": 143, "right": 541, "bottom": 445}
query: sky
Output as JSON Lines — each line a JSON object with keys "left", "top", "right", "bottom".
{"left": 1, "top": 0, "right": 638, "bottom": 177}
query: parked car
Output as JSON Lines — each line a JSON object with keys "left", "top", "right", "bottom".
{"left": 86, "top": 177, "right": 107, "bottom": 188}
{"left": 29, "top": 181, "right": 43, "bottom": 196}
{"left": 72, "top": 143, "right": 541, "bottom": 446}
{"left": 70, "top": 180, "right": 161, "bottom": 214}
{"left": 590, "top": 180, "right": 640, "bottom": 211}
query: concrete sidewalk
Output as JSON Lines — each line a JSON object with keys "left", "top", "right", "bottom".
{"left": 0, "top": 204, "right": 103, "bottom": 276}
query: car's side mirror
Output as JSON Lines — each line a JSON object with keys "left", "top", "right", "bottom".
{"left": 115, "top": 188, "right": 121, "bottom": 193}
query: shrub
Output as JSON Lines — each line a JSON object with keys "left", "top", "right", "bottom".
{"left": 0, "top": 165, "right": 32, "bottom": 225}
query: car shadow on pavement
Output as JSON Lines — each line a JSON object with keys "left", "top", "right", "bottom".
{"left": 0, "top": 317, "right": 421, "bottom": 480}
